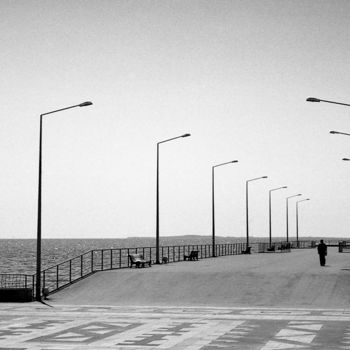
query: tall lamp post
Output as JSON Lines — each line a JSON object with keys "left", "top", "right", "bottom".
{"left": 212, "top": 160, "right": 238, "bottom": 257}
{"left": 36, "top": 101, "right": 93, "bottom": 301}
{"left": 268, "top": 186, "right": 287, "bottom": 248}
{"left": 286, "top": 194, "right": 301, "bottom": 243}
{"left": 296, "top": 198, "right": 310, "bottom": 246}
{"left": 306, "top": 97, "right": 350, "bottom": 107}
{"left": 330, "top": 130, "right": 350, "bottom": 137}
{"left": 246, "top": 176, "right": 268, "bottom": 250}
{"left": 156, "top": 133, "right": 191, "bottom": 264}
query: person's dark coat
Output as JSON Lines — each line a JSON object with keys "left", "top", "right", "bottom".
{"left": 317, "top": 243, "right": 327, "bottom": 256}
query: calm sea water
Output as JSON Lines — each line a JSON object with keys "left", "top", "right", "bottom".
{"left": 0, "top": 236, "right": 241, "bottom": 275}
{"left": 1, "top": 236, "right": 331, "bottom": 275}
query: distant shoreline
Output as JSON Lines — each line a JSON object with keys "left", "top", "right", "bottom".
{"left": 0, "top": 236, "right": 347, "bottom": 241}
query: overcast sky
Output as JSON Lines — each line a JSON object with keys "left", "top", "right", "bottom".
{"left": 1, "top": 0, "right": 350, "bottom": 240}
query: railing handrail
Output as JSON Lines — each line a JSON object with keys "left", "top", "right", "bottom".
{"left": 0, "top": 273, "right": 33, "bottom": 277}
{"left": 42, "top": 246, "right": 166, "bottom": 271}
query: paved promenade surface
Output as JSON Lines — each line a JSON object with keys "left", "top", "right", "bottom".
{"left": 1, "top": 303, "right": 350, "bottom": 349}
{"left": 52, "top": 247, "right": 350, "bottom": 308}
{"left": 1, "top": 247, "right": 350, "bottom": 349}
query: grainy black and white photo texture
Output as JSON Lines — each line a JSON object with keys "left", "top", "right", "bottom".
{"left": 1, "top": 2, "right": 350, "bottom": 349}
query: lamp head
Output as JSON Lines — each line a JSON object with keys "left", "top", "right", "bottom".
{"left": 282, "top": 186, "right": 288, "bottom": 189}
{"left": 306, "top": 97, "right": 320, "bottom": 103}
{"left": 262, "top": 176, "right": 268, "bottom": 179}
{"left": 182, "top": 133, "right": 191, "bottom": 138}
{"left": 343, "top": 158, "right": 350, "bottom": 161}
{"left": 330, "top": 131, "right": 338, "bottom": 134}
{"left": 79, "top": 101, "right": 93, "bottom": 107}
{"left": 232, "top": 160, "right": 239, "bottom": 163}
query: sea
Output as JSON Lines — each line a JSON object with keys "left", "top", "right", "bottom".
{"left": 0, "top": 236, "right": 338, "bottom": 275}
{"left": 0, "top": 236, "right": 239, "bottom": 275}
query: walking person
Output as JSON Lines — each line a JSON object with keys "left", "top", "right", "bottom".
{"left": 317, "top": 239, "right": 327, "bottom": 266}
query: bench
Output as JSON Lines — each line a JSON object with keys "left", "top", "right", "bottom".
{"left": 128, "top": 253, "right": 152, "bottom": 268}
{"left": 242, "top": 247, "right": 251, "bottom": 254}
{"left": 339, "top": 242, "right": 350, "bottom": 253}
{"left": 277, "top": 243, "right": 291, "bottom": 252}
{"left": 184, "top": 250, "right": 199, "bottom": 261}
{"left": 266, "top": 245, "right": 275, "bottom": 252}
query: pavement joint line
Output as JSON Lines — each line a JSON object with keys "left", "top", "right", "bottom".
{"left": 2, "top": 303, "right": 350, "bottom": 312}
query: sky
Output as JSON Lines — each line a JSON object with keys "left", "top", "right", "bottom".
{"left": 1, "top": 0, "right": 350, "bottom": 240}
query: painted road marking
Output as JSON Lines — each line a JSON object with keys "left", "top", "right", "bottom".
{"left": 0, "top": 305, "right": 349, "bottom": 349}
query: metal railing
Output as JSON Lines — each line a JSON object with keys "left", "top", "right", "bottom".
{"left": 0, "top": 274, "right": 34, "bottom": 289}
{"left": 338, "top": 241, "right": 350, "bottom": 252}
{"left": 0, "top": 240, "right": 316, "bottom": 298}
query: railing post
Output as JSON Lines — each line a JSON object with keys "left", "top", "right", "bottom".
{"left": 127, "top": 249, "right": 130, "bottom": 267}
{"left": 91, "top": 251, "right": 94, "bottom": 273}
{"left": 81, "top": 255, "right": 83, "bottom": 277}
{"left": 69, "top": 260, "right": 72, "bottom": 283}
{"left": 56, "top": 265, "right": 59, "bottom": 290}
{"left": 110, "top": 249, "right": 113, "bottom": 269}
{"left": 43, "top": 270, "right": 46, "bottom": 290}
{"left": 25, "top": 275, "right": 27, "bottom": 288}
{"left": 101, "top": 250, "right": 104, "bottom": 270}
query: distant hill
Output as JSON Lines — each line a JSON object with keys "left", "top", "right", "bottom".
{"left": 125, "top": 235, "right": 347, "bottom": 245}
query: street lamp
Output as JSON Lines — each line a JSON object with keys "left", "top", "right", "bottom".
{"left": 246, "top": 176, "right": 268, "bottom": 251}
{"left": 306, "top": 97, "right": 350, "bottom": 107}
{"left": 268, "top": 186, "right": 287, "bottom": 248}
{"left": 286, "top": 194, "right": 302, "bottom": 243}
{"left": 36, "top": 101, "right": 93, "bottom": 301}
{"left": 330, "top": 131, "right": 350, "bottom": 136}
{"left": 156, "top": 133, "right": 191, "bottom": 264}
{"left": 212, "top": 160, "right": 238, "bottom": 257}
{"left": 296, "top": 199, "right": 310, "bottom": 246}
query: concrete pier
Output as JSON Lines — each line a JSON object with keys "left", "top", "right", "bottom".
{"left": 50, "top": 247, "right": 350, "bottom": 308}
{"left": 1, "top": 247, "right": 350, "bottom": 349}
